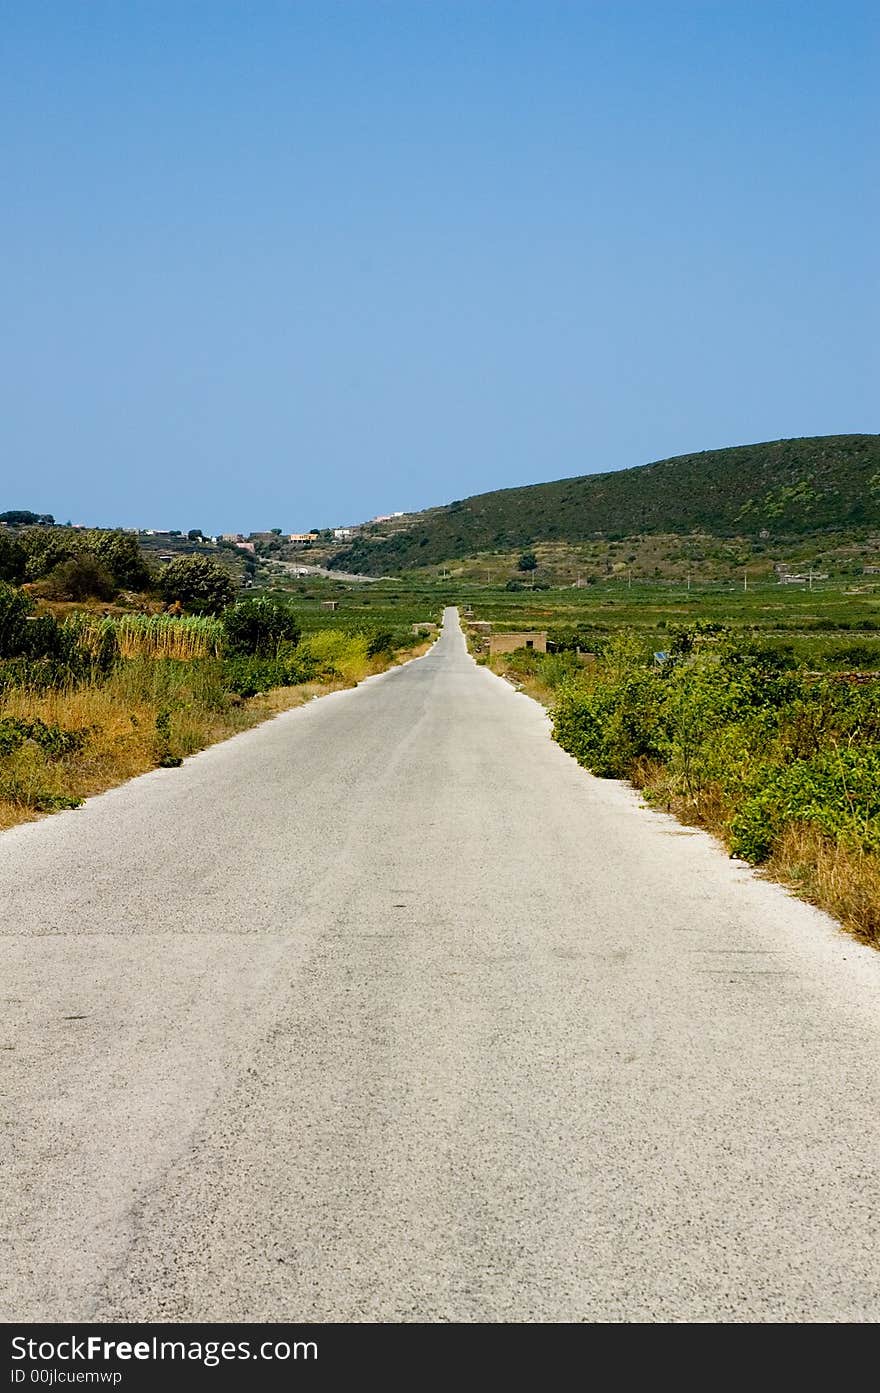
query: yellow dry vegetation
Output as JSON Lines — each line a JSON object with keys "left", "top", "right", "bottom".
{"left": 0, "top": 641, "right": 431, "bottom": 833}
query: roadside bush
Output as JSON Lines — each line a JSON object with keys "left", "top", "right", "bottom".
{"left": 160, "top": 556, "right": 236, "bottom": 614}
{"left": 301, "top": 629, "right": 370, "bottom": 682}
{"left": 729, "top": 746, "right": 880, "bottom": 863}
{"left": 0, "top": 716, "right": 88, "bottom": 758}
{"left": 222, "top": 595, "right": 301, "bottom": 657}
{"left": 553, "top": 672, "right": 662, "bottom": 778}
{"left": 548, "top": 625, "right": 880, "bottom": 888}
{"left": 222, "top": 656, "right": 291, "bottom": 699}
{"left": 366, "top": 628, "right": 395, "bottom": 658}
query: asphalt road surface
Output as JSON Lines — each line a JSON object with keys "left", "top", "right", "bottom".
{"left": 3, "top": 608, "right": 879, "bottom": 1322}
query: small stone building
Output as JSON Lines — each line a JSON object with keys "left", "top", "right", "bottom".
{"left": 321, "top": 599, "right": 339, "bottom": 611}
{"left": 488, "top": 631, "right": 548, "bottom": 655}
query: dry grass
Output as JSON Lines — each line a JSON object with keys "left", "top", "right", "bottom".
{"left": 624, "top": 762, "right": 880, "bottom": 948}
{"left": 0, "top": 680, "right": 253, "bottom": 830}
{"left": 482, "top": 652, "right": 558, "bottom": 706}
{"left": 765, "top": 823, "right": 880, "bottom": 948}
{"left": 0, "top": 640, "right": 431, "bottom": 833}
{"left": 627, "top": 766, "right": 880, "bottom": 949}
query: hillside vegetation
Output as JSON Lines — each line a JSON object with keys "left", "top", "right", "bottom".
{"left": 330, "top": 435, "right": 880, "bottom": 575}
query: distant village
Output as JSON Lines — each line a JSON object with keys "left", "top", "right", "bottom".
{"left": 135, "top": 511, "right": 408, "bottom": 555}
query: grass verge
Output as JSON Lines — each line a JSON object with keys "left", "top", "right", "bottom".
{"left": 483, "top": 637, "right": 880, "bottom": 950}
{"left": 0, "top": 640, "right": 430, "bottom": 833}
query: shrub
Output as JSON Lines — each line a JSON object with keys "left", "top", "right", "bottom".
{"left": 548, "top": 625, "right": 880, "bottom": 879}
{"left": 553, "top": 674, "right": 662, "bottom": 777}
{"left": 0, "top": 532, "right": 26, "bottom": 584}
{"left": 19, "top": 529, "right": 77, "bottom": 580}
{"left": 366, "top": 628, "right": 395, "bottom": 658}
{"left": 91, "top": 531, "right": 152, "bottom": 589}
{"left": 222, "top": 595, "right": 301, "bottom": 657}
{"left": 16, "top": 527, "right": 152, "bottom": 589}
{"left": 160, "top": 556, "right": 236, "bottom": 614}
{"left": 0, "top": 716, "right": 88, "bottom": 759}
{"left": 43, "top": 554, "right": 116, "bottom": 601}
{"left": 301, "top": 629, "right": 370, "bottom": 682}
{"left": 222, "top": 656, "right": 290, "bottom": 698}
{"left": 0, "top": 583, "right": 31, "bottom": 657}
{"left": 730, "top": 746, "right": 880, "bottom": 863}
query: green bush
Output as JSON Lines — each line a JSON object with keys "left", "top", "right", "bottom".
{"left": 366, "top": 628, "right": 395, "bottom": 658}
{"left": 0, "top": 583, "right": 30, "bottom": 657}
{"left": 160, "top": 555, "right": 236, "bottom": 614}
{"left": 548, "top": 624, "right": 880, "bottom": 867}
{"left": 0, "top": 532, "right": 26, "bottom": 584}
{"left": 92, "top": 532, "right": 151, "bottom": 589}
{"left": 222, "top": 655, "right": 291, "bottom": 698}
{"left": 16, "top": 527, "right": 151, "bottom": 589}
{"left": 553, "top": 672, "right": 662, "bottom": 777}
{"left": 43, "top": 554, "right": 116, "bottom": 601}
{"left": 0, "top": 716, "right": 88, "bottom": 758}
{"left": 729, "top": 746, "right": 880, "bottom": 862}
{"left": 222, "top": 595, "right": 301, "bottom": 657}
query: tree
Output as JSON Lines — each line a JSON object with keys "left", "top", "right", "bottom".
{"left": 0, "top": 532, "right": 26, "bottom": 584}
{"left": 0, "top": 510, "right": 54, "bottom": 527}
{"left": 92, "top": 531, "right": 151, "bottom": 589}
{"left": 19, "top": 528, "right": 76, "bottom": 580}
{"left": 517, "top": 552, "right": 538, "bottom": 572}
{"left": 0, "top": 582, "right": 30, "bottom": 656}
{"left": 43, "top": 554, "right": 116, "bottom": 601}
{"left": 222, "top": 595, "right": 301, "bottom": 656}
{"left": 160, "top": 555, "right": 236, "bottom": 614}
{"left": 187, "top": 529, "right": 204, "bottom": 542}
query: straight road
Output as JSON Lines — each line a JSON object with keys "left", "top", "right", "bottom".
{"left": 2, "top": 609, "right": 879, "bottom": 1321}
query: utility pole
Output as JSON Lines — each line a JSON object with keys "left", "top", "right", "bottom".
{"left": 744, "top": 568, "right": 748, "bottom": 592}
{"left": 687, "top": 572, "right": 691, "bottom": 592}
{"left": 808, "top": 568, "right": 814, "bottom": 592}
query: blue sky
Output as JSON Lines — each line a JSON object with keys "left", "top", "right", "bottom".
{"left": 1, "top": 1, "right": 876, "bottom": 532}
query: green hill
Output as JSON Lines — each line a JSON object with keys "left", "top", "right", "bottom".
{"left": 330, "top": 435, "right": 880, "bottom": 575}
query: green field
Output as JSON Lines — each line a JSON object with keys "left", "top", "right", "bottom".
{"left": 254, "top": 574, "right": 444, "bottom": 635}
{"left": 260, "top": 571, "right": 880, "bottom": 670}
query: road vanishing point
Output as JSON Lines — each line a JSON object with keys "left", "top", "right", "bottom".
{"left": 2, "top": 609, "right": 879, "bottom": 1322}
